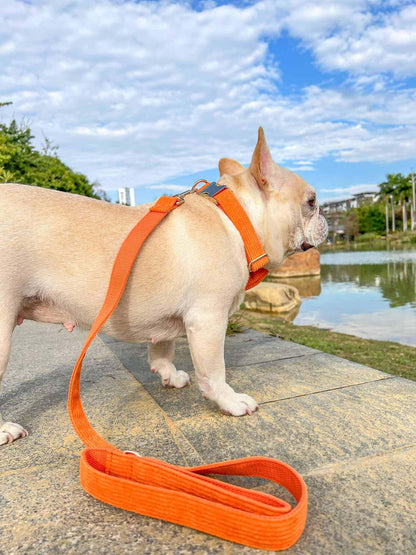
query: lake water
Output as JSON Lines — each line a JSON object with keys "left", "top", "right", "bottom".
{"left": 289, "top": 248, "right": 416, "bottom": 347}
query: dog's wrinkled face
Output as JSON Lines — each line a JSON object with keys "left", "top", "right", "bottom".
{"left": 218, "top": 127, "right": 328, "bottom": 270}
{"left": 268, "top": 169, "right": 329, "bottom": 257}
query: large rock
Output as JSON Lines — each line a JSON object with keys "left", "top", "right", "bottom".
{"left": 243, "top": 282, "right": 301, "bottom": 314}
{"left": 271, "top": 248, "right": 320, "bottom": 278}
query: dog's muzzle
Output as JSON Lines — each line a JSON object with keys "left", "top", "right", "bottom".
{"left": 303, "top": 214, "right": 328, "bottom": 250}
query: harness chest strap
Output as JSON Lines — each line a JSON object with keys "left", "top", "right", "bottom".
{"left": 68, "top": 186, "right": 307, "bottom": 551}
{"left": 175, "top": 180, "right": 270, "bottom": 290}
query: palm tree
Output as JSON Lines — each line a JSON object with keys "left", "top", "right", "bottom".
{"left": 379, "top": 174, "right": 398, "bottom": 234}
{"left": 409, "top": 171, "right": 415, "bottom": 231}
{"left": 397, "top": 174, "right": 412, "bottom": 232}
{"left": 379, "top": 173, "right": 412, "bottom": 233}
{"left": 379, "top": 182, "right": 391, "bottom": 234}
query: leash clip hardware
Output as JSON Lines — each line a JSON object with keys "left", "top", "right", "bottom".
{"left": 248, "top": 253, "right": 268, "bottom": 271}
{"left": 124, "top": 450, "right": 142, "bottom": 458}
{"left": 174, "top": 190, "right": 192, "bottom": 205}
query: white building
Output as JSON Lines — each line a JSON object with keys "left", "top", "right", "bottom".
{"left": 321, "top": 191, "right": 379, "bottom": 214}
{"left": 118, "top": 187, "right": 136, "bottom": 206}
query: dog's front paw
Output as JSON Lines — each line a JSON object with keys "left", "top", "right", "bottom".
{"left": 0, "top": 422, "right": 28, "bottom": 445}
{"left": 217, "top": 390, "right": 259, "bottom": 417}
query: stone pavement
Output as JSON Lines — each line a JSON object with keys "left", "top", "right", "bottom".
{"left": 1, "top": 321, "right": 415, "bottom": 554}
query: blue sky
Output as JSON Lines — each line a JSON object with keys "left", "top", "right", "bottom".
{"left": 1, "top": 0, "right": 416, "bottom": 204}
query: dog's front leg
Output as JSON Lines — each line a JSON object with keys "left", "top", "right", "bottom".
{"left": 148, "top": 340, "right": 190, "bottom": 388}
{"left": 185, "top": 308, "right": 258, "bottom": 416}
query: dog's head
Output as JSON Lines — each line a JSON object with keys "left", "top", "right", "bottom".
{"left": 218, "top": 127, "right": 328, "bottom": 270}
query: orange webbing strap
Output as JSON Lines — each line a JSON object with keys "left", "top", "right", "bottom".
{"left": 68, "top": 194, "right": 307, "bottom": 551}
{"left": 196, "top": 182, "right": 269, "bottom": 289}
{"left": 68, "top": 195, "right": 180, "bottom": 450}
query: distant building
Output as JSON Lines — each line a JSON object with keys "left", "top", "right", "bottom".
{"left": 353, "top": 191, "right": 379, "bottom": 204}
{"left": 321, "top": 191, "right": 379, "bottom": 215}
{"left": 118, "top": 187, "right": 136, "bottom": 206}
{"left": 321, "top": 191, "right": 379, "bottom": 238}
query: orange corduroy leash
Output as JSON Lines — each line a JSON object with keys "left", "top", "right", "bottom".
{"left": 68, "top": 182, "right": 308, "bottom": 551}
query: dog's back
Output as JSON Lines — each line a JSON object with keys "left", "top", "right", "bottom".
{"left": 0, "top": 183, "right": 244, "bottom": 340}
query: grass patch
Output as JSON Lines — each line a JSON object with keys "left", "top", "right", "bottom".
{"left": 320, "top": 230, "right": 416, "bottom": 252}
{"left": 229, "top": 310, "right": 416, "bottom": 382}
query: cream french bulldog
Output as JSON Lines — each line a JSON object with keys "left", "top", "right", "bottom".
{"left": 0, "top": 128, "right": 327, "bottom": 445}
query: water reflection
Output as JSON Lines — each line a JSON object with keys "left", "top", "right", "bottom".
{"left": 276, "top": 304, "right": 300, "bottom": 323}
{"left": 292, "top": 248, "right": 416, "bottom": 346}
{"left": 321, "top": 261, "right": 416, "bottom": 308}
{"left": 269, "top": 275, "right": 322, "bottom": 298}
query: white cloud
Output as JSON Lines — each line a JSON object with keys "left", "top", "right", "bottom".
{"left": 147, "top": 184, "right": 186, "bottom": 191}
{"left": 320, "top": 183, "right": 379, "bottom": 202}
{"left": 322, "top": 183, "right": 378, "bottom": 194}
{"left": 0, "top": 0, "right": 415, "bottom": 192}
{"left": 288, "top": 164, "right": 315, "bottom": 171}
{"left": 0, "top": 0, "right": 287, "bottom": 188}
{"left": 284, "top": 0, "right": 416, "bottom": 78}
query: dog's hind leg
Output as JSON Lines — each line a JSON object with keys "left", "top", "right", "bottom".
{"left": 0, "top": 299, "right": 28, "bottom": 445}
{"left": 148, "top": 340, "right": 190, "bottom": 388}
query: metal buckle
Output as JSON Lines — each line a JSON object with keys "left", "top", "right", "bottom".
{"left": 195, "top": 182, "right": 227, "bottom": 204}
{"left": 248, "top": 253, "right": 268, "bottom": 272}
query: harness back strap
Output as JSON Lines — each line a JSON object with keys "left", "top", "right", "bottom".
{"left": 68, "top": 188, "right": 307, "bottom": 551}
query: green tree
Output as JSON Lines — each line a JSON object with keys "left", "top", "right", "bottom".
{"left": 357, "top": 203, "right": 386, "bottom": 234}
{"left": 0, "top": 103, "right": 108, "bottom": 200}
{"left": 343, "top": 210, "right": 359, "bottom": 242}
{"left": 378, "top": 173, "right": 413, "bottom": 233}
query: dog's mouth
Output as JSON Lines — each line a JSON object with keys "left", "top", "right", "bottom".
{"left": 301, "top": 242, "right": 313, "bottom": 251}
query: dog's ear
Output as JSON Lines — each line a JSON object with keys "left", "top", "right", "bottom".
{"left": 249, "top": 127, "right": 273, "bottom": 190}
{"left": 218, "top": 158, "right": 245, "bottom": 177}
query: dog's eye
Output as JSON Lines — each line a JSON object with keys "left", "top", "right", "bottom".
{"left": 308, "top": 196, "right": 316, "bottom": 208}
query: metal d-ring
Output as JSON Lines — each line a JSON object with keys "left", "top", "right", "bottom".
{"left": 175, "top": 180, "right": 210, "bottom": 204}
{"left": 191, "top": 179, "right": 210, "bottom": 192}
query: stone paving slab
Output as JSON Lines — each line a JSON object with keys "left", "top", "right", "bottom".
{"left": 174, "top": 378, "right": 416, "bottom": 473}
{"left": 102, "top": 330, "right": 388, "bottom": 421}
{"left": 101, "top": 329, "right": 320, "bottom": 385}
{"left": 286, "top": 445, "right": 416, "bottom": 554}
{"left": 0, "top": 322, "right": 203, "bottom": 473}
{"left": 1, "top": 322, "right": 416, "bottom": 554}
{"left": 3, "top": 462, "right": 232, "bottom": 555}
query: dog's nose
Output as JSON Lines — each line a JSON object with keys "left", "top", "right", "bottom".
{"left": 301, "top": 242, "right": 313, "bottom": 251}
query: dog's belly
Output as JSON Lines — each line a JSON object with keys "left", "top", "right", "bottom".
{"left": 18, "top": 297, "right": 76, "bottom": 331}
{"left": 19, "top": 297, "right": 186, "bottom": 343}
{"left": 102, "top": 314, "right": 187, "bottom": 344}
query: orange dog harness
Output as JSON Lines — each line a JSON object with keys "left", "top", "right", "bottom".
{"left": 68, "top": 181, "right": 307, "bottom": 551}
